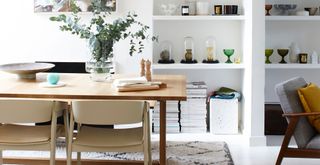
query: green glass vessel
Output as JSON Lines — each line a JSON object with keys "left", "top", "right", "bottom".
{"left": 223, "top": 49, "right": 234, "bottom": 63}
{"left": 265, "top": 49, "right": 273, "bottom": 64}
{"left": 277, "top": 49, "right": 289, "bottom": 64}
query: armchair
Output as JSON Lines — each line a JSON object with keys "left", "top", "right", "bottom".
{"left": 275, "top": 77, "right": 320, "bottom": 165}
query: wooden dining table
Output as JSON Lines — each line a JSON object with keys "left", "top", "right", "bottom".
{"left": 0, "top": 72, "right": 187, "bottom": 165}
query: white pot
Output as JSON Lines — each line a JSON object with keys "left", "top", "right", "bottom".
{"left": 196, "top": 2, "right": 209, "bottom": 15}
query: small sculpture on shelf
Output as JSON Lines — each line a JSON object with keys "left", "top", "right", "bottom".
{"left": 203, "top": 36, "right": 219, "bottom": 63}
{"left": 181, "top": 36, "right": 197, "bottom": 63}
{"left": 158, "top": 41, "right": 175, "bottom": 64}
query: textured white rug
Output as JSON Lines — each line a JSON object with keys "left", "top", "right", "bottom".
{"left": 4, "top": 141, "right": 234, "bottom": 165}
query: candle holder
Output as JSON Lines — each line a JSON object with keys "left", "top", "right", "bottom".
{"left": 277, "top": 49, "right": 289, "bottom": 64}
{"left": 265, "top": 4, "right": 272, "bottom": 16}
{"left": 265, "top": 49, "right": 273, "bottom": 64}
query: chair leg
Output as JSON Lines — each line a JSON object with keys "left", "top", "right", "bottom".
{"left": 64, "top": 109, "right": 69, "bottom": 154}
{"left": 144, "top": 149, "right": 148, "bottom": 165}
{"left": 67, "top": 150, "right": 72, "bottom": 165}
{"left": 0, "top": 150, "right": 3, "bottom": 165}
{"left": 77, "top": 152, "right": 81, "bottom": 165}
{"left": 275, "top": 116, "right": 299, "bottom": 165}
{"left": 50, "top": 142, "right": 56, "bottom": 165}
{"left": 143, "top": 142, "right": 152, "bottom": 165}
{"left": 276, "top": 152, "right": 284, "bottom": 165}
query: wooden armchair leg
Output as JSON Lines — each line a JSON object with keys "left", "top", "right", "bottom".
{"left": 276, "top": 117, "right": 299, "bottom": 165}
{"left": 276, "top": 153, "right": 284, "bottom": 165}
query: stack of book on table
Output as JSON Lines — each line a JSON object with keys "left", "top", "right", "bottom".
{"left": 153, "top": 101, "right": 180, "bottom": 133}
{"left": 180, "top": 81, "right": 207, "bottom": 133}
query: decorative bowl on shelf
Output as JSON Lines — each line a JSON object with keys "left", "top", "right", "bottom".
{"left": 0, "top": 63, "right": 55, "bottom": 79}
{"left": 160, "top": 4, "right": 178, "bottom": 15}
{"left": 274, "top": 4, "right": 297, "bottom": 15}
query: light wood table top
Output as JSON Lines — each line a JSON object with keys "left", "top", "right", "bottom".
{"left": 0, "top": 73, "right": 187, "bottom": 101}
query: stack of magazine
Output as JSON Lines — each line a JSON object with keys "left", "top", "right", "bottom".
{"left": 180, "top": 81, "right": 207, "bottom": 133}
{"left": 153, "top": 101, "right": 180, "bottom": 133}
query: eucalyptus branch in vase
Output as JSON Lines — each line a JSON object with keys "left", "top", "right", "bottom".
{"left": 49, "top": 0, "right": 157, "bottom": 63}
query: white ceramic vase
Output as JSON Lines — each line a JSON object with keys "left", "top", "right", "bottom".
{"left": 289, "top": 42, "right": 300, "bottom": 63}
{"left": 311, "top": 51, "right": 318, "bottom": 64}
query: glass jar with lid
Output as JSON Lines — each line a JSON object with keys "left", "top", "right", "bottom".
{"left": 159, "top": 40, "right": 174, "bottom": 63}
{"left": 204, "top": 36, "right": 218, "bottom": 63}
{"left": 183, "top": 36, "right": 194, "bottom": 63}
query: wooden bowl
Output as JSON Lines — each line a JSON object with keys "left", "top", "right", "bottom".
{"left": 0, "top": 63, "right": 55, "bottom": 79}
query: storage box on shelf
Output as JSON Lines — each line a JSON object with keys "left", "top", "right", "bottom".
{"left": 210, "top": 98, "right": 239, "bottom": 134}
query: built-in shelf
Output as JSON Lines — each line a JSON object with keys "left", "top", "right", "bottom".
{"left": 265, "top": 64, "right": 320, "bottom": 69}
{"left": 266, "top": 16, "right": 320, "bottom": 21}
{"left": 152, "top": 15, "right": 245, "bottom": 21}
{"left": 152, "top": 63, "right": 245, "bottom": 70}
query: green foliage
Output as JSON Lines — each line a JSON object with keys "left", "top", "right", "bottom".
{"left": 50, "top": 0, "right": 157, "bottom": 62}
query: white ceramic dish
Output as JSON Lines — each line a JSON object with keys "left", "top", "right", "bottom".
{"left": 39, "top": 81, "right": 66, "bottom": 88}
{"left": 0, "top": 63, "right": 55, "bottom": 79}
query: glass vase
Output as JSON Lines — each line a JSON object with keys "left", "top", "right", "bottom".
{"left": 85, "top": 58, "right": 113, "bottom": 82}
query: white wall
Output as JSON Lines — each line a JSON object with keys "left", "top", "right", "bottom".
{"left": 0, "top": 0, "right": 153, "bottom": 74}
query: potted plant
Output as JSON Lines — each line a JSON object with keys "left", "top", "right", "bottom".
{"left": 50, "top": 0, "right": 157, "bottom": 81}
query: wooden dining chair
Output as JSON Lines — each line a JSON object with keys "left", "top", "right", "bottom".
{"left": 67, "top": 100, "right": 152, "bottom": 165}
{"left": 275, "top": 77, "right": 320, "bottom": 165}
{"left": 0, "top": 99, "right": 68, "bottom": 165}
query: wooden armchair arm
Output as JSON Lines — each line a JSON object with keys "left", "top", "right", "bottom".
{"left": 282, "top": 112, "right": 320, "bottom": 117}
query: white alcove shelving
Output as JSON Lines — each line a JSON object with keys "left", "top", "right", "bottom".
{"left": 265, "top": 0, "right": 320, "bottom": 103}
{"left": 151, "top": 0, "right": 265, "bottom": 144}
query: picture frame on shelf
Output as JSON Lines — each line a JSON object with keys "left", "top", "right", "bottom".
{"left": 34, "top": 0, "right": 116, "bottom": 13}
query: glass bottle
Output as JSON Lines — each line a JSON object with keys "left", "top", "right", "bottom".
{"left": 159, "top": 41, "right": 173, "bottom": 62}
{"left": 205, "top": 37, "right": 217, "bottom": 62}
{"left": 184, "top": 37, "right": 194, "bottom": 62}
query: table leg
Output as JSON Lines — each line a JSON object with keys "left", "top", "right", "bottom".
{"left": 159, "top": 100, "right": 166, "bottom": 165}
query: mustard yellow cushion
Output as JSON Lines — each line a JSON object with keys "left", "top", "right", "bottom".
{"left": 298, "top": 83, "right": 320, "bottom": 132}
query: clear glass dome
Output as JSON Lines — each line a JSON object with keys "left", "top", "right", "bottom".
{"left": 205, "top": 37, "right": 217, "bottom": 62}
{"left": 184, "top": 36, "right": 194, "bottom": 62}
{"left": 159, "top": 40, "right": 173, "bottom": 62}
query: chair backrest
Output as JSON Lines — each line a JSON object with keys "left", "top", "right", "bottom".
{"left": 71, "top": 100, "right": 146, "bottom": 125}
{"left": 0, "top": 99, "right": 54, "bottom": 123}
{"left": 275, "top": 77, "right": 317, "bottom": 148}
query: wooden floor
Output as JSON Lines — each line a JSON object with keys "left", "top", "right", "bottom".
{"left": 3, "top": 158, "right": 160, "bottom": 165}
